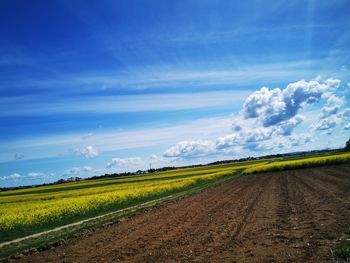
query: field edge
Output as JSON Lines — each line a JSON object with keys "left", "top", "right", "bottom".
{"left": 0, "top": 171, "right": 240, "bottom": 261}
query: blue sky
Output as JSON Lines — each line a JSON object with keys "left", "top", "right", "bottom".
{"left": 1, "top": 0, "right": 350, "bottom": 187}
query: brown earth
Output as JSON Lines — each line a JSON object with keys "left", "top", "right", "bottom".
{"left": 14, "top": 165, "right": 350, "bottom": 262}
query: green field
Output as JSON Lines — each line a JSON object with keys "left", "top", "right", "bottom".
{"left": 1, "top": 151, "right": 350, "bottom": 244}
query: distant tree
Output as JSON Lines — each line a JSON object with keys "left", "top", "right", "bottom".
{"left": 56, "top": 179, "right": 66, "bottom": 184}
{"left": 346, "top": 138, "right": 350, "bottom": 151}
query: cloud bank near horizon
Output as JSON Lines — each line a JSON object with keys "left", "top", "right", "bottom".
{"left": 162, "top": 77, "right": 349, "bottom": 160}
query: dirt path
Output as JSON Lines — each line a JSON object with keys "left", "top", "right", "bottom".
{"left": 13, "top": 165, "right": 350, "bottom": 262}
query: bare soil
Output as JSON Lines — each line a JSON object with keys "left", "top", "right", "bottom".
{"left": 13, "top": 165, "right": 350, "bottom": 262}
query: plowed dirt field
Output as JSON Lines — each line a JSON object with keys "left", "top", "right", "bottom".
{"left": 15, "top": 165, "right": 350, "bottom": 262}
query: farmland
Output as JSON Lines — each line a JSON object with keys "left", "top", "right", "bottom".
{"left": 12, "top": 163, "right": 350, "bottom": 262}
{"left": 243, "top": 151, "right": 350, "bottom": 174}
{"left": 0, "top": 160, "right": 265, "bottom": 243}
{"left": 1, "top": 150, "right": 350, "bottom": 260}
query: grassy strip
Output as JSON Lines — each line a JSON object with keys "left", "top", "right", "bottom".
{"left": 333, "top": 231, "right": 350, "bottom": 262}
{"left": 0, "top": 170, "right": 241, "bottom": 260}
{"left": 243, "top": 152, "right": 350, "bottom": 174}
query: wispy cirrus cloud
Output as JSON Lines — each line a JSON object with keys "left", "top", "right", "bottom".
{"left": 2, "top": 56, "right": 346, "bottom": 97}
{"left": 0, "top": 90, "right": 249, "bottom": 117}
{"left": 68, "top": 166, "right": 93, "bottom": 174}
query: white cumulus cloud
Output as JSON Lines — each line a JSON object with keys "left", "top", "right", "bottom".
{"left": 163, "top": 140, "right": 216, "bottom": 159}
{"left": 314, "top": 115, "right": 340, "bottom": 132}
{"left": 241, "top": 78, "right": 340, "bottom": 127}
{"left": 77, "top": 146, "right": 99, "bottom": 158}
{"left": 150, "top": 154, "right": 177, "bottom": 166}
{"left": 314, "top": 108, "right": 350, "bottom": 134}
{"left": 0, "top": 173, "right": 22, "bottom": 181}
{"left": 106, "top": 157, "right": 143, "bottom": 169}
{"left": 27, "top": 172, "right": 45, "bottom": 178}
{"left": 320, "top": 94, "right": 345, "bottom": 119}
{"left": 216, "top": 115, "right": 304, "bottom": 151}
{"left": 163, "top": 78, "right": 342, "bottom": 159}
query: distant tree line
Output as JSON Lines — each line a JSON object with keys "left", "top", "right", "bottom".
{"left": 346, "top": 138, "right": 350, "bottom": 151}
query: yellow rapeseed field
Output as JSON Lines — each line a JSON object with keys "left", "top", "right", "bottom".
{"left": 1, "top": 152, "right": 349, "bottom": 243}
{"left": 0, "top": 161, "right": 258, "bottom": 242}
{"left": 243, "top": 152, "right": 350, "bottom": 174}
